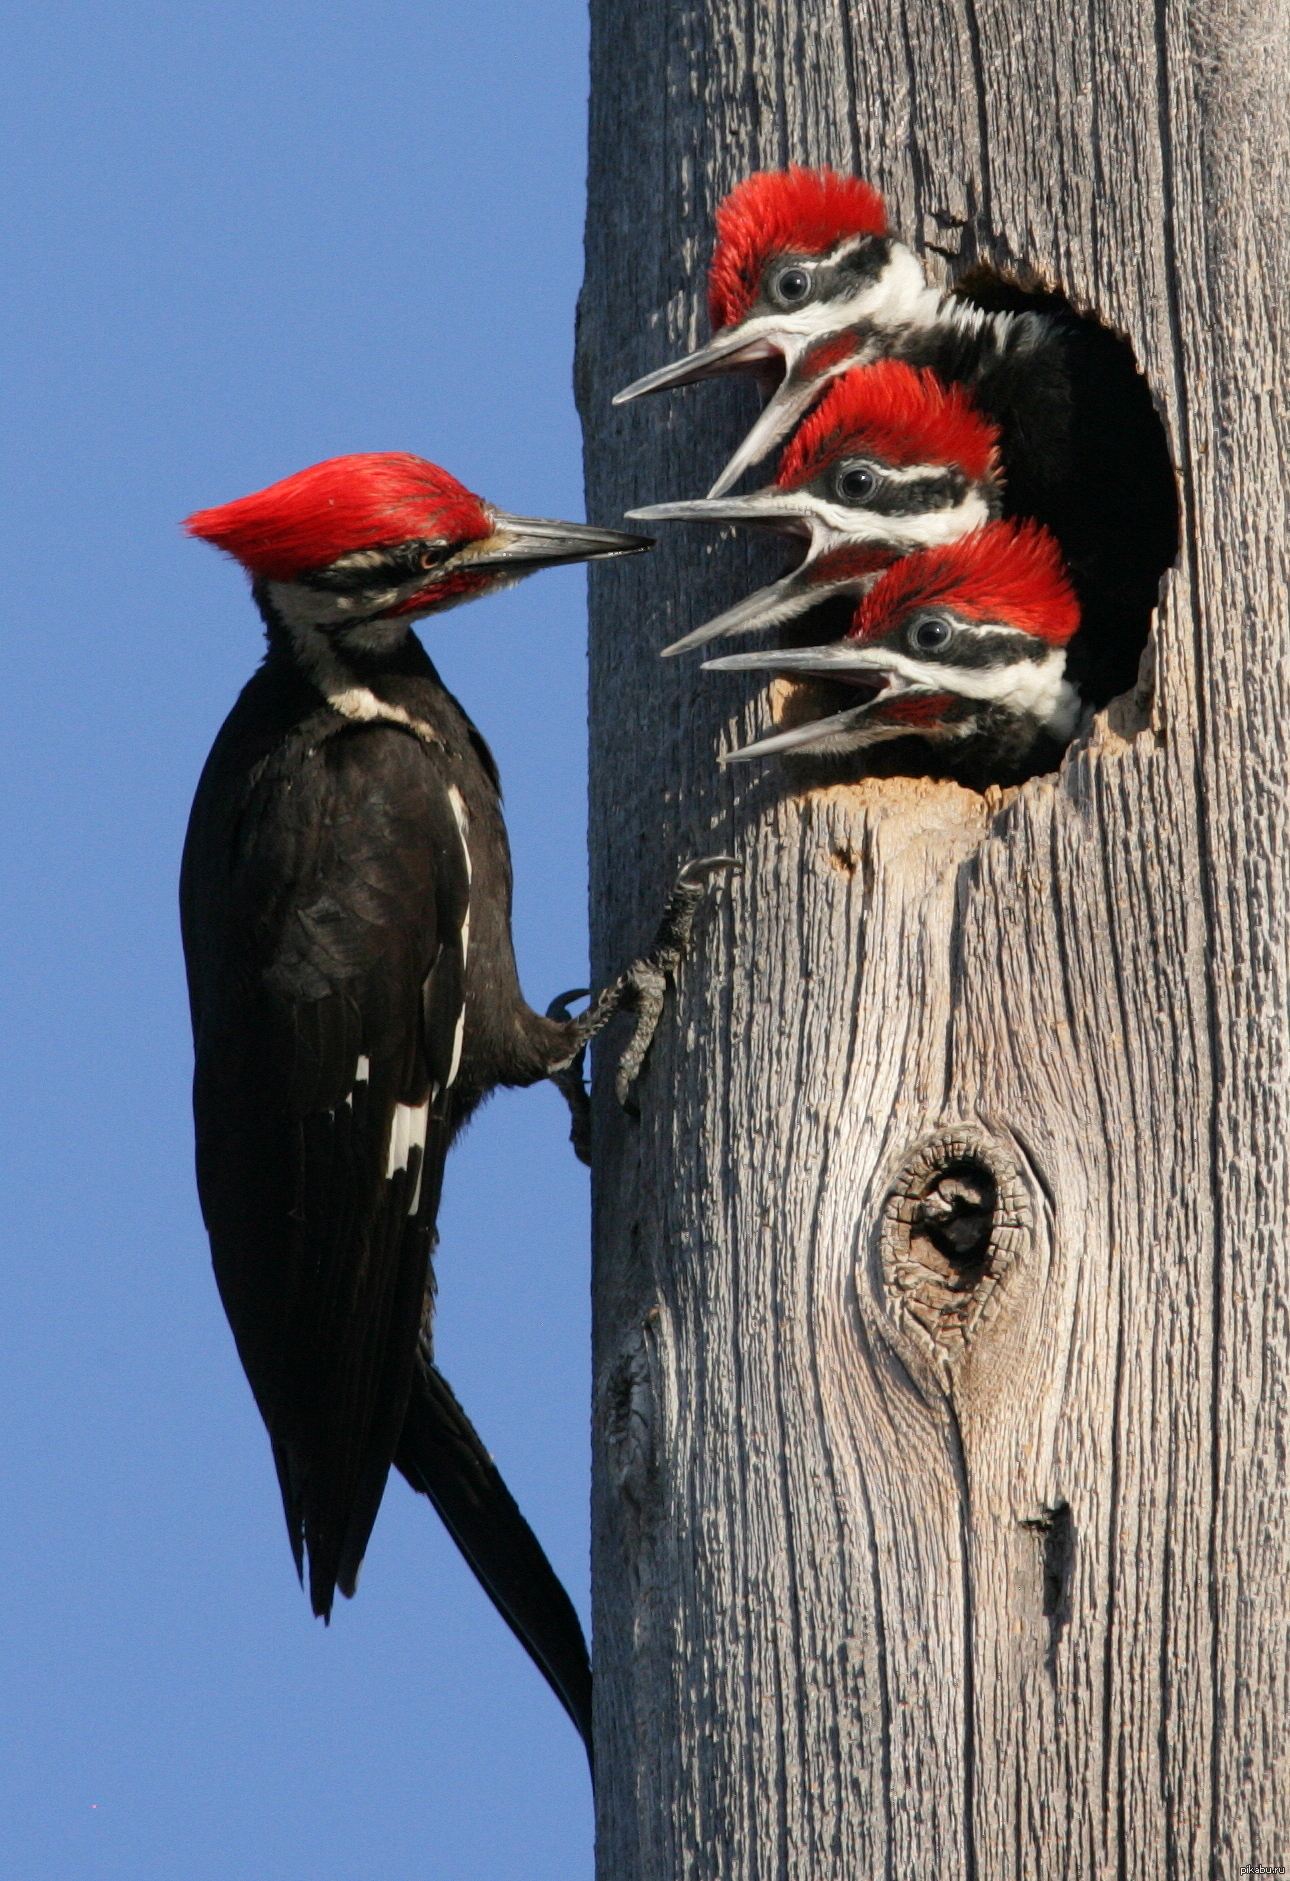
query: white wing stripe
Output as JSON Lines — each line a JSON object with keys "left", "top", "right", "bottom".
{"left": 445, "top": 785, "right": 472, "bottom": 882}
{"left": 445, "top": 1007, "right": 466, "bottom": 1091}
{"left": 443, "top": 786, "right": 470, "bottom": 1085}
{"left": 343, "top": 1054, "right": 372, "bottom": 1109}
{"left": 386, "top": 1099, "right": 429, "bottom": 1179}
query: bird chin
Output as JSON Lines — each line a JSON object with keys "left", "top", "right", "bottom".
{"left": 331, "top": 615, "right": 419, "bottom": 656}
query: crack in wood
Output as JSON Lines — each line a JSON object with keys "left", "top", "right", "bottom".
{"left": 1021, "top": 1499, "right": 1075, "bottom": 1677}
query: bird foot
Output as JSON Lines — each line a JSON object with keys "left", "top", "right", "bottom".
{"left": 546, "top": 855, "right": 739, "bottom": 1149}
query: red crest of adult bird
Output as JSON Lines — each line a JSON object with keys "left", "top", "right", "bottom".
{"left": 180, "top": 451, "right": 670, "bottom": 1754}
{"left": 615, "top": 167, "right": 1177, "bottom": 708}
{"left": 704, "top": 518, "right": 1082, "bottom": 779}
{"left": 627, "top": 360, "right": 1003, "bottom": 655}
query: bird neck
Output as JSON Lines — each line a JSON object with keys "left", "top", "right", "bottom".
{"left": 862, "top": 243, "right": 944, "bottom": 333}
{"left": 256, "top": 581, "right": 442, "bottom": 726}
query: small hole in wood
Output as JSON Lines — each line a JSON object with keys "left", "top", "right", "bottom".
{"left": 911, "top": 1158, "right": 998, "bottom": 1282}
{"left": 1021, "top": 1500, "right": 1074, "bottom": 1620}
{"left": 879, "top": 1128, "right": 1031, "bottom": 1358}
{"left": 605, "top": 1334, "right": 654, "bottom": 1495}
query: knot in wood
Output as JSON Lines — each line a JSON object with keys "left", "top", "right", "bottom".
{"left": 879, "top": 1127, "right": 1031, "bottom": 1361}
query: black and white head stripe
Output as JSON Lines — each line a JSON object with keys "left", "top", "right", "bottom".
{"left": 703, "top": 519, "right": 1084, "bottom": 762}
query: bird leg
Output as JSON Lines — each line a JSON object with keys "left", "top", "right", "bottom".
{"left": 546, "top": 855, "right": 739, "bottom": 1160}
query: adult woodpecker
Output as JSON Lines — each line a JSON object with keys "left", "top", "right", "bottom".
{"left": 615, "top": 167, "right": 1177, "bottom": 706}
{"left": 627, "top": 359, "right": 1002, "bottom": 656}
{"left": 180, "top": 451, "right": 722, "bottom": 1751}
{"left": 704, "top": 518, "right": 1082, "bottom": 784}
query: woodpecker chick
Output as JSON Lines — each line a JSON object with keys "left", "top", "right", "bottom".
{"left": 628, "top": 360, "right": 1002, "bottom": 655}
{"left": 614, "top": 168, "right": 909, "bottom": 493}
{"left": 615, "top": 168, "right": 894, "bottom": 440}
{"left": 705, "top": 519, "right": 1081, "bottom": 781}
{"left": 616, "top": 166, "right": 1178, "bottom": 706}
{"left": 180, "top": 451, "right": 715, "bottom": 1751}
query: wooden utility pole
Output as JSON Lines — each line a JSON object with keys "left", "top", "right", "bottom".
{"left": 576, "top": 1, "right": 1290, "bottom": 1873}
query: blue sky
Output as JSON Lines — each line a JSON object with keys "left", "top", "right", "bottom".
{"left": 0, "top": 2, "right": 601, "bottom": 1874}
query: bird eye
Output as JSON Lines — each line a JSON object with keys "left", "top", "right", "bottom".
{"left": 773, "top": 265, "right": 812, "bottom": 306}
{"left": 910, "top": 615, "right": 953, "bottom": 652}
{"left": 417, "top": 543, "right": 450, "bottom": 571}
{"left": 836, "top": 462, "right": 876, "bottom": 504}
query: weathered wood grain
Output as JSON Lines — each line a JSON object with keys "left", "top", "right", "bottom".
{"left": 577, "top": 2, "right": 1290, "bottom": 1873}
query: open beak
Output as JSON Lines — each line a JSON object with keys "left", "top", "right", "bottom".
{"left": 706, "top": 371, "right": 827, "bottom": 498}
{"left": 624, "top": 490, "right": 891, "bottom": 657}
{"left": 720, "top": 703, "right": 891, "bottom": 763}
{"left": 613, "top": 329, "right": 786, "bottom": 404}
{"left": 624, "top": 489, "right": 814, "bottom": 658}
{"left": 660, "top": 568, "right": 831, "bottom": 658}
{"left": 613, "top": 324, "right": 824, "bottom": 499}
{"left": 703, "top": 643, "right": 933, "bottom": 762}
{"left": 463, "top": 512, "right": 652, "bottom": 572}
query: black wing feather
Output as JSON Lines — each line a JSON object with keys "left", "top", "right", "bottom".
{"left": 395, "top": 1352, "right": 594, "bottom": 1760}
{"left": 950, "top": 265, "right": 1180, "bottom": 706}
{"left": 184, "top": 714, "right": 471, "bottom": 1617}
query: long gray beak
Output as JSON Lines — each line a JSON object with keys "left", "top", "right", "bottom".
{"left": 660, "top": 566, "right": 833, "bottom": 658}
{"left": 721, "top": 705, "right": 878, "bottom": 763}
{"left": 625, "top": 490, "right": 811, "bottom": 535}
{"left": 706, "top": 372, "right": 828, "bottom": 498}
{"left": 704, "top": 643, "right": 895, "bottom": 676}
{"left": 613, "top": 331, "right": 784, "bottom": 404}
{"left": 466, "top": 512, "right": 652, "bottom": 571}
{"left": 715, "top": 659, "right": 923, "bottom": 764}
{"left": 638, "top": 513, "right": 888, "bottom": 659}
{"left": 623, "top": 489, "right": 816, "bottom": 657}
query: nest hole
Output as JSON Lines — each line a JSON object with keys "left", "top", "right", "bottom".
{"left": 743, "top": 283, "right": 1180, "bottom": 793}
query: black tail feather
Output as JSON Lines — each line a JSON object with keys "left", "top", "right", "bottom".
{"left": 394, "top": 1358, "right": 594, "bottom": 1766}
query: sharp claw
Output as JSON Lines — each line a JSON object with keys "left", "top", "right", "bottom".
{"left": 546, "top": 987, "right": 591, "bottom": 1023}
{"left": 675, "top": 853, "right": 741, "bottom": 886}
{"left": 545, "top": 991, "right": 594, "bottom": 1160}
{"left": 612, "top": 853, "right": 739, "bottom": 1108}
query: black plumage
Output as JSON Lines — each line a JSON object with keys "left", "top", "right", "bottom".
{"left": 922, "top": 267, "right": 1181, "bottom": 707}
{"left": 395, "top": 1357, "right": 592, "bottom": 1744}
{"left": 179, "top": 456, "right": 663, "bottom": 1754}
{"left": 182, "top": 639, "right": 578, "bottom": 1611}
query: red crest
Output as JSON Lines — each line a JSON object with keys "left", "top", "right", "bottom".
{"left": 853, "top": 521, "right": 1080, "bottom": 647}
{"left": 778, "top": 361, "right": 1000, "bottom": 490}
{"left": 708, "top": 168, "right": 888, "bottom": 330}
{"left": 184, "top": 453, "right": 492, "bottom": 581}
